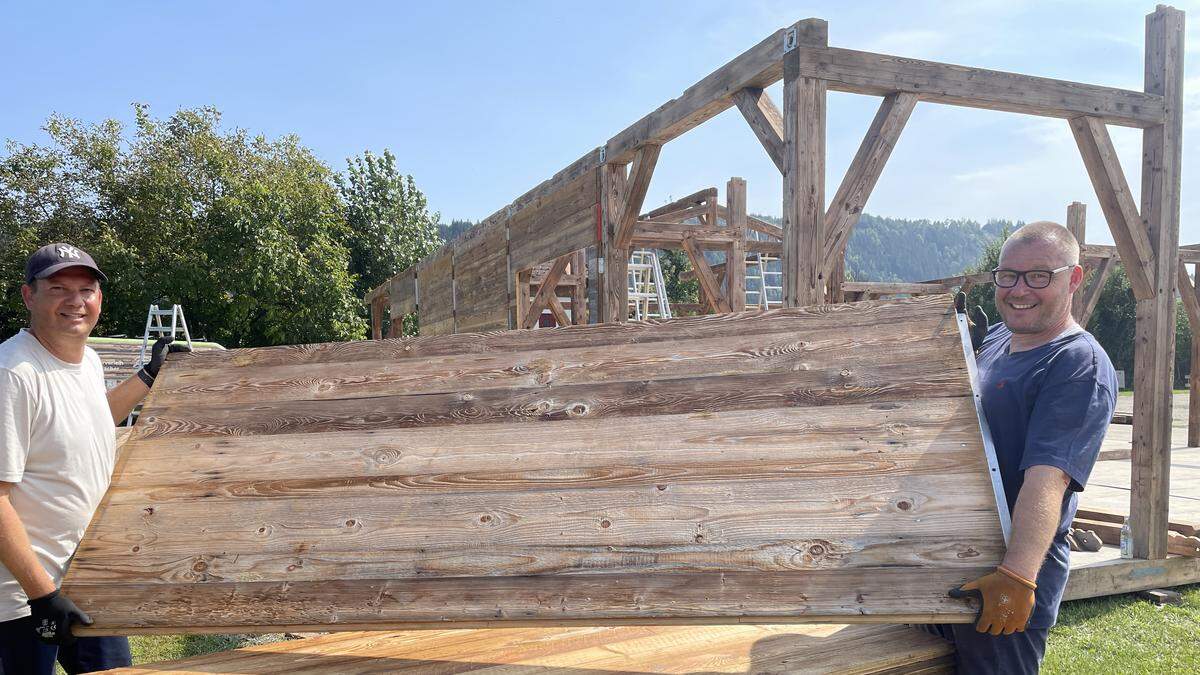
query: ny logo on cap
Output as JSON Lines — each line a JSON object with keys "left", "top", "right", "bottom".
{"left": 57, "top": 245, "right": 81, "bottom": 260}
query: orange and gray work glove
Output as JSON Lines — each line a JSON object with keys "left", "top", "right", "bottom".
{"left": 953, "top": 291, "right": 989, "bottom": 352}
{"left": 949, "top": 566, "right": 1037, "bottom": 636}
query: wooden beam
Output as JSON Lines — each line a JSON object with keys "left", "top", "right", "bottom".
{"left": 642, "top": 188, "right": 717, "bottom": 221}
{"left": 570, "top": 250, "right": 587, "bottom": 325}
{"left": 1081, "top": 243, "right": 1200, "bottom": 265}
{"left": 822, "top": 93, "right": 918, "bottom": 275}
{"left": 681, "top": 236, "right": 730, "bottom": 313}
{"left": 734, "top": 88, "right": 786, "bottom": 173}
{"left": 522, "top": 254, "right": 572, "bottom": 329}
{"left": 1175, "top": 261, "right": 1200, "bottom": 447}
{"left": 1064, "top": 555, "right": 1200, "bottom": 601}
{"left": 841, "top": 282, "right": 949, "bottom": 295}
{"left": 1069, "top": 116, "right": 1156, "bottom": 300}
{"left": 546, "top": 293, "right": 571, "bottom": 327}
{"left": 1066, "top": 201, "right": 1089, "bottom": 322}
{"left": 727, "top": 177, "right": 747, "bottom": 311}
{"left": 614, "top": 146, "right": 662, "bottom": 250}
{"left": 789, "top": 46, "right": 1165, "bottom": 128}
{"left": 782, "top": 19, "right": 828, "bottom": 307}
{"left": 747, "top": 215, "right": 784, "bottom": 240}
{"left": 1076, "top": 257, "right": 1113, "bottom": 327}
{"left": 1131, "top": 5, "right": 1185, "bottom": 560}
{"left": 604, "top": 26, "right": 789, "bottom": 166}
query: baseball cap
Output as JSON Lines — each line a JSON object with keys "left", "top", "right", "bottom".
{"left": 24, "top": 243, "right": 108, "bottom": 284}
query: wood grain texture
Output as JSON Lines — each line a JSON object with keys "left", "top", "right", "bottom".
{"left": 65, "top": 295, "right": 1003, "bottom": 633}
{"left": 416, "top": 248, "right": 455, "bottom": 336}
{"left": 105, "top": 623, "right": 953, "bottom": 673}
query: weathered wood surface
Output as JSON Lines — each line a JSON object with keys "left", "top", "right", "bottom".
{"left": 65, "top": 295, "right": 1003, "bottom": 634}
{"left": 108, "top": 624, "right": 953, "bottom": 674}
{"left": 415, "top": 248, "right": 454, "bottom": 336}
{"left": 452, "top": 222, "right": 509, "bottom": 334}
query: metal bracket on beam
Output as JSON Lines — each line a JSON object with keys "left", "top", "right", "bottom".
{"left": 599, "top": 146, "right": 606, "bottom": 163}
{"left": 784, "top": 27, "right": 798, "bottom": 53}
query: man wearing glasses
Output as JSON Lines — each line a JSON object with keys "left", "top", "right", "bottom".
{"left": 932, "top": 222, "right": 1117, "bottom": 673}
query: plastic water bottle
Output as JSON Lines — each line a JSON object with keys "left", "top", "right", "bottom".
{"left": 1120, "top": 517, "right": 1133, "bottom": 559}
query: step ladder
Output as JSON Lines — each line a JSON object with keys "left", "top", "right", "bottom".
{"left": 127, "top": 304, "right": 194, "bottom": 425}
{"left": 745, "top": 253, "right": 784, "bottom": 310}
{"left": 627, "top": 249, "right": 672, "bottom": 321}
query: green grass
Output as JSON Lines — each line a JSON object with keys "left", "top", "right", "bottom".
{"left": 1043, "top": 584, "right": 1200, "bottom": 673}
{"left": 128, "top": 633, "right": 292, "bottom": 665}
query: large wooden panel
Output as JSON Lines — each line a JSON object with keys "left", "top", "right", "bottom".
{"left": 64, "top": 295, "right": 1005, "bottom": 634}
{"left": 452, "top": 221, "right": 510, "bottom": 333}
{"left": 508, "top": 166, "right": 600, "bottom": 273}
{"left": 108, "top": 624, "right": 953, "bottom": 673}
{"left": 415, "top": 247, "right": 454, "bottom": 336}
{"left": 389, "top": 271, "right": 416, "bottom": 319}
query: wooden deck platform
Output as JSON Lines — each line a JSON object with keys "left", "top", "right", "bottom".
{"left": 108, "top": 624, "right": 953, "bottom": 674}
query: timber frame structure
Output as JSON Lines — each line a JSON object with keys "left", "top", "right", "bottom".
{"left": 366, "top": 7, "right": 1188, "bottom": 585}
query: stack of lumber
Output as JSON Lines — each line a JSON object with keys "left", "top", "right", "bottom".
{"left": 109, "top": 624, "right": 954, "bottom": 674}
{"left": 88, "top": 337, "right": 224, "bottom": 390}
{"left": 64, "top": 295, "right": 1004, "bottom": 634}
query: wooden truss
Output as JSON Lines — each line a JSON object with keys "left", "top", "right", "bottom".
{"left": 364, "top": 7, "right": 1185, "bottom": 565}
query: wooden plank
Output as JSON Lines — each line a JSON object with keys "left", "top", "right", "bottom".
{"left": 682, "top": 235, "right": 731, "bottom": 313}
{"left": 601, "top": 163, "right": 630, "bottom": 323}
{"left": 521, "top": 253, "right": 571, "bottom": 329}
{"left": 64, "top": 295, "right": 1004, "bottom": 632}
{"left": 171, "top": 296, "right": 954, "bottom": 370}
{"left": 822, "top": 93, "right": 918, "bottom": 277}
{"left": 105, "top": 624, "right": 954, "bottom": 673}
{"left": 1081, "top": 243, "right": 1200, "bottom": 264}
{"left": 790, "top": 46, "right": 1164, "bottom": 128}
{"left": 782, "top": 19, "right": 828, "bottom": 307}
{"left": 1067, "top": 201, "right": 1088, "bottom": 322}
{"left": 1064, "top": 555, "right": 1200, "bottom": 601}
{"left": 507, "top": 166, "right": 600, "bottom": 274}
{"left": 1188, "top": 263, "right": 1200, "bottom": 447}
{"left": 747, "top": 215, "right": 784, "bottom": 240}
{"left": 734, "top": 87, "right": 786, "bottom": 173}
{"left": 842, "top": 282, "right": 949, "bottom": 296}
{"left": 1069, "top": 116, "right": 1156, "bottom": 301}
{"left": 570, "top": 249, "right": 587, "bottom": 325}
{"left": 388, "top": 271, "right": 416, "bottom": 320}
{"left": 614, "top": 145, "right": 662, "bottom": 250}
{"left": 1071, "top": 517, "right": 1200, "bottom": 557}
{"left": 1131, "top": 5, "right": 1185, "bottom": 560}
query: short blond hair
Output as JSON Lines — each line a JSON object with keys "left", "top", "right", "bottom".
{"left": 1001, "top": 221, "right": 1080, "bottom": 266}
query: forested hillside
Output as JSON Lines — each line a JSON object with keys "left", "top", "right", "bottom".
{"left": 751, "top": 213, "right": 1015, "bottom": 282}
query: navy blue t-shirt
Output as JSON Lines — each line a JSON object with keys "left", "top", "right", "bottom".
{"left": 975, "top": 323, "right": 1117, "bottom": 629}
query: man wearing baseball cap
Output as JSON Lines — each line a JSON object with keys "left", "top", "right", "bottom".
{"left": 0, "top": 243, "right": 184, "bottom": 673}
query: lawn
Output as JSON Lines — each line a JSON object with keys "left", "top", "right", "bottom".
{"left": 121, "top": 587, "right": 1200, "bottom": 671}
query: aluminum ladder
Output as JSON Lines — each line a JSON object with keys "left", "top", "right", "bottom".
{"left": 627, "top": 249, "right": 672, "bottom": 321}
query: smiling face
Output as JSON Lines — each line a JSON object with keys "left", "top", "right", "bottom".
{"left": 21, "top": 267, "right": 103, "bottom": 341}
{"left": 994, "top": 239, "right": 1082, "bottom": 338}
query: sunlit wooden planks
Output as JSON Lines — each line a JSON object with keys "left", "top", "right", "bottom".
{"left": 108, "top": 624, "right": 954, "bottom": 674}
{"left": 64, "top": 294, "right": 1004, "bottom": 634}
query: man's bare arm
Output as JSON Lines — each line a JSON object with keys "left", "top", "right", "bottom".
{"left": 0, "top": 482, "right": 55, "bottom": 599}
{"left": 1003, "top": 464, "right": 1072, "bottom": 580}
{"left": 106, "top": 375, "right": 150, "bottom": 424}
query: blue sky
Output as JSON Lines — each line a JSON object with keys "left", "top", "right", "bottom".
{"left": 3, "top": 1, "right": 1198, "bottom": 245}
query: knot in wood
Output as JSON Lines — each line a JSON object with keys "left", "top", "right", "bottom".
{"left": 369, "top": 446, "right": 404, "bottom": 466}
{"left": 600, "top": 519, "right": 612, "bottom": 529}
{"left": 192, "top": 559, "right": 208, "bottom": 573}
{"left": 566, "top": 402, "right": 590, "bottom": 417}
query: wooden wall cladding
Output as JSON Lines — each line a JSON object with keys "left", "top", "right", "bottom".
{"left": 64, "top": 295, "right": 1003, "bottom": 634}
{"left": 415, "top": 247, "right": 454, "bottom": 336}
{"left": 452, "top": 222, "right": 510, "bottom": 333}
{"left": 389, "top": 271, "right": 416, "bottom": 319}
{"left": 106, "top": 624, "right": 954, "bottom": 673}
{"left": 507, "top": 166, "right": 600, "bottom": 273}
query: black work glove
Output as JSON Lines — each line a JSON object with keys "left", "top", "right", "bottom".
{"left": 28, "top": 589, "right": 91, "bottom": 646}
{"left": 954, "top": 291, "right": 989, "bottom": 352}
{"left": 136, "top": 337, "right": 192, "bottom": 386}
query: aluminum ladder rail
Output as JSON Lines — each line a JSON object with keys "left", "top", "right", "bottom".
{"left": 627, "top": 249, "right": 672, "bottom": 321}
{"left": 126, "top": 304, "right": 194, "bottom": 425}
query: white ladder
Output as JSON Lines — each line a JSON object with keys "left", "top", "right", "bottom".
{"left": 745, "top": 253, "right": 784, "bottom": 310}
{"left": 627, "top": 249, "right": 672, "bottom": 321}
{"left": 127, "top": 304, "right": 194, "bottom": 424}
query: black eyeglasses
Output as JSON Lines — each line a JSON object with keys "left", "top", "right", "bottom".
{"left": 991, "top": 265, "right": 1073, "bottom": 289}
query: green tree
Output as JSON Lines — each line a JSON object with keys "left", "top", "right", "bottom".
{"left": 1, "top": 106, "right": 366, "bottom": 346}
{"left": 337, "top": 149, "right": 442, "bottom": 300}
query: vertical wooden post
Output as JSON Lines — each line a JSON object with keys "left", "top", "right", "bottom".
{"left": 1066, "top": 201, "right": 1088, "bottom": 323}
{"left": 514, "top": 269, "right": 531, "bottom": 329}
{"left": 829, "top": 255, "right": 845, "bottom": 303}
{"left": 727, "top": 177, "right": 747, "bottom": 311}
{"left": 1189, "top": 262, "right": 1200, "bottom": 448}
{"left": 1132, "top": 5, "right": 1184, "bottom": 560}
{"left": 782, "top": 19, "right": 828, "bottom": 307}
{"left": 570, "top": 249, "right": 588, "bottom": 325}
{"left": 369, "top": 297, "right": 383, "bottom": 340}
{"left": 601, "top": 163, "right": 630, "bottom": 323}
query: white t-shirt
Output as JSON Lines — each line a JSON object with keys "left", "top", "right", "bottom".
{"left": 0, "top": 330, "right": 116, "bottom": 621}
